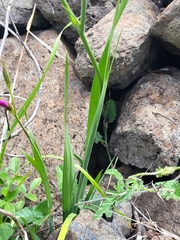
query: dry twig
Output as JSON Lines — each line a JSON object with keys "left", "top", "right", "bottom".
{"left": 0, "top": 0, "right": 14, "bottom": 58}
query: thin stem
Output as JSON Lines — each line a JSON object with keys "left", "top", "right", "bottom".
{"left": 132, "top": 166, "right": 180, "bottom": 178}
{"left": 79, "top": 32, "right": 102, "bottom": 87}
{"left": 103, "top": 120, "right": 112, "bottom": 164}
{"left": 80, "top": 0, "right": 87, "bottom": 33}
{"left": 0, "top": 0, "right": 14, "bottom": 58}
{"left": 13, "top": 114, "right": 29, "bottom": 140}
{"left": 5, "top": 110, "right": 10, "bottom": 131}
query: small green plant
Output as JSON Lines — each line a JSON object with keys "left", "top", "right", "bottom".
{"left": 57, "top": 0, "right": 180, "bottom": 238}
{"left": 0, "top": 156, "right": 45, "bottom": 239}
{"left": 1, "top": 62, "right": 53, "bottom": 213}
{"left": 57, "top": 1, "right": 128, "bottom": 236}
{"left": 74, "top": 166, "right": 180, "bottom": 221}
{"left": 0, "top": 33, "right": 62, "bottom": 237}
{"left": 0, "top": 157, "right": 41, "bottom": 209}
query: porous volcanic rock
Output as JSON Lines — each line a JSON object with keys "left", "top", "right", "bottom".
{"left": 150, "top": 0, "right": 180, "bottom": 55}
{"left": 109, "top": 68, "right": 180, "bottom": 171}
{"left": 0, "top": 0, "right": 49, "bottom": 37}
{"left": 36, "top": 0, "right": 116, "bottom": 45}
{"left": 75, "top": 0, "right": 160, "bottom": 89}
{"left": 66, "top": 209, "right": 127, "bottom": 240}
{"left": 111, "top": 201, "right": 132, "bottom": 237}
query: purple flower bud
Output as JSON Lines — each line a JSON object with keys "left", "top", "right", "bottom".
{"left": 0, "top": 99, "right": 12, "bottom": 111}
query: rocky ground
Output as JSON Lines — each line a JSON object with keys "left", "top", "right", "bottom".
{"left": 0, "top": 0, "right": 180, "bottom": 239}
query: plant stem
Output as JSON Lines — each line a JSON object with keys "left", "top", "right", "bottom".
{"left": 103, "top": 120, "right": 112, "bottom": 164}
{"left": 80, "top": 0, "right": 87, "bottom": 33}
{"left": 5, "top": 110, "right": 10, "bottom": 131}
{"left": 79, "top": 32, "right": 102, "bottom": 87}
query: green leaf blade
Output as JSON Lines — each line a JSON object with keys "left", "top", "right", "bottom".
{"left": 62, "top": 54, "right": 76, "bottom": 220}
{"left": 0, "top": 223, "right": 14, "bottom": 240}
{"left": 9, "top": 157, "right": 20, "bottom": 174}
{"left": 30, "top": 178, "right": 42, "bottom": 192}
{"left": 26, "top": 193, "right": 37, "bottom": 202}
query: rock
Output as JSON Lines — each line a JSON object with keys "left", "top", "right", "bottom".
{"left": 66, "top": 209, "right": 127, "bottom": 240}
{"left": 111, "top": 201, "right": 132, "bottom": 237}
{"left": 0, "top": 0, "right": 49, "bottom": 37}
{"left": 36, "top": 0, "right": 116, "bottom": 45}
{"left": 46, "top": 228, "right": 60, "bottom": 240}
{"left": 75, "top": 0, "right": 160, "bottom": 89}
{"left": 133, "top": 192, "right": 180, "bottom": 236}
{"left": 0, "top": 29, "right": 89, "bottom": 207}
{"left": 109, "top": 68, "right": 180, "bottom": 171}
{"left": 150, "top": 0, "right": 180, "bottom": 55}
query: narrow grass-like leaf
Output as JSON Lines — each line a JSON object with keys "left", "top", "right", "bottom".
{"left": 56, "top": 165, "right": 63, "bottom": 192}
{"left": 76, "top": 0, "right": 128, "bottom": 208}
{"left": 75, "top": 164, "right": 106, "bottom": 198}
{"left": 73, "top": 154, "right": 83, "bottom": 166}
{"left": 57, "top": 213, "right": 77, "bottom": 240}
{"left": 75, "top": 43, "right": 112, "bottom": 208}
{"left": 61, "top": 0, "right": 80, "bottom": 31}
{"left": 80, "top": 0, "right": 87, "bottom": 32}
{"left": 85, "top": 170, "right": 103, "bottom": 201}
{"left": 22, "top": 149, "right": 52, "bottom": 210}
{"left": 62, "top": 53, "right": 76, "bottom": 220}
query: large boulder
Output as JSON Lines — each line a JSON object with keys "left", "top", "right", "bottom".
{"left": 75, "top": 0, "right": 160, "bottom": 89}
{"left": 150, "top": 0, "right": 180, "bottom": 55}
{"left": 109, "top": 68, "right": 180, "bottom": 171}
{"left": 0, "top": 0, "right": 49, "bottom": 37}
{"left": 110, "top": 201, "right": 132, "bottom": 238}
{"left": 36, "top": 0, "right": 116, "bottom": 45}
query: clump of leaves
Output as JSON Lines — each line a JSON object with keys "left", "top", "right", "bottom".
{"left": 0, "top": 157, "right": 41, "bottom": 211}
{"left": 156, "top": 180, "right": 180, "bottom": 200}
{"left": 78, "top": 169, "right": 146, "bottom": 220}
{"left": 0, "top": 157, "right": 46, "bottom": 239}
